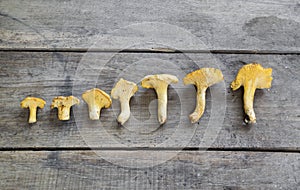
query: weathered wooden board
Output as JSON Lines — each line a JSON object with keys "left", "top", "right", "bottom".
{"left": 0, "top": 0, "right": 299, "bottom": 51}
{"left": 1, "top": 1, "right": 299, "bottom": 189}
{"left": 0, "top": 52, "right": 299, "bottom": 149}
{"left": 0, "top": 150, "right": 299, "bottom": 189}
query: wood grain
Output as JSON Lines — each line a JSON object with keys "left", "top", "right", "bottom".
{"left": 0, "top": 52, "right": 299, "bottom": 149}
{"left": 0, "top": 150, "right": 299, "bottom": 189}
{"left": 1, "top": 1, "right": 299, "bottom": 188}
{"left": 0, "top": 0, "right": 299, "bottom": 51}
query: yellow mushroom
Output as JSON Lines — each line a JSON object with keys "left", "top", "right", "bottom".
{"left": 111, "top": 78, "right": 138, "bottom": 125}
{"left": 50, "top": 96, "right": 80, "bottom": 120}
{"left": 141, "top": 74, "right": 178, "bottom": 124}
{"left": 231, "top": 63, "right": 273, "bottom": 124}
{"left": 20, "top": 97, "right": 46, "bottom": 123}
{"left": 82, "top": 88, "right": 112, "bottom": 120}
{"left": 183, "top": 68, "right": 224, "bottom": 123}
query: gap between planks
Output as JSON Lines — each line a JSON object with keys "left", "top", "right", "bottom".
{"left": 1, "top": 48, "right": 300, "bottom": 55}
{"left": 0, "top": 147, "right": 299, "bottom": 153}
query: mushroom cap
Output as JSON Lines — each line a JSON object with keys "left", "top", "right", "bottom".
{"left": 231, "top": 63, "right": 273, "bottom": 90}
{"left": 183, "top": 68, "right": 224, "bottom": 88}
{"left": 20, "top": 97, "right": 46, "bottom": 109}
{"left": 82, "top": 88, "right": 112, "bottom": 108}
{"left": 141, "top": 74, "right": 178, "bottom": 89}
{"left": 50, "top": 96, "right": 80, "bottom": 109}
{"left": 111, "top": 78, "right": 138, "bottom": 100}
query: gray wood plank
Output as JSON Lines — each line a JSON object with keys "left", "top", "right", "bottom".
{"left": 0, "top": 52, "right": 299, "bottom": 149}
{"left": 0, "top": 0, "right": 299, "bottom": 51}
{"left": 0, "top": 150, "right": 299, "bottom": 189}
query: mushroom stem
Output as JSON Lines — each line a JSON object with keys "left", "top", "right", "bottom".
{"left": 118, "top": 97, "right": 131, "bottom": 125}
{"left": 190, "top": 87, "right": 207, "bottom": 123}
{"left": 88, "top": 104, "right": 101, "bottom": 120}
{"left": 57, "top": 106, "right": 71, "bottom": 121}
{"left": 156, "top": 84, "right": 168, "bottom": 124}
{"left": 28, "top": 106, "right": 38, "bottom": 123}
{"left": 243, "top": 82, "right": 257, "bottom": 123}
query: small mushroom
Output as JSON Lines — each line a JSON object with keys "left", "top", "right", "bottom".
{"left": 20, "top": 97, "right": 46, "bottom": 123}
{"left": 141, "top": 74, "right": 178, "bottom": 124}
{"left": 231, "top": 63, "right": 272, "bottom": 124}
{"left": 82, "top": 88, "right": 112, "bottom": 120}
{"left": 50, "top": 96, "right": 80, "bottom": 120}
{"left": 183, "top": 68, "right": 224, "bottom": 123}
{"left": 111, "top": 78, "right": 138, "bottom": 125}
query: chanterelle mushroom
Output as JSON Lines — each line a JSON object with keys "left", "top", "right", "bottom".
{"left": 82, "top": 88, "right": 112, "bottom": 120}
{"left": 51, "top": 96, "right": 80, "bottom": 120}
{"left": 183, "top": 68, "right": 224, "bottom": 123}
{"left": 141, "top": 74, "right": 178, "bottom": 124}
{"left": 231, "top": 63, "right": 273, "bottom": 124}
{"left": 111, "top": 78, "right": 138, "bottom": 125}
{"left": 20, "top": 97, "right": 46, "bottom": 123}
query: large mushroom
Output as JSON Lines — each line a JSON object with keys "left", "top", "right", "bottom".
{"left": 183, "top": 68, "right": 224, "bottom": 123}
{"left": 20, "top": 97, "right": 46, "bottom": 123}
{"left": 82, "top": 88, "right": 112, "bottom": 120}
{"left": 111, "top": 78, "right": 138, "bottom": 125}
{"left": 50, "top": 96, "right": 80, "bottom": 120}
{"left": 231, "top": 63, "right": 273, "bottom": 124}
{"left": 141, "top": 74, "right": 178, "bottom": 124}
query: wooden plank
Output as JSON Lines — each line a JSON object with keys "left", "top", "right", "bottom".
{"left": 0, "top": 150, "right": 299, "bottom": 189}
{"left": 0, "top": 0, "right": 299, "bottom": 51}
{"left": 0, "top": 51, "right": 299, "bottom": 149}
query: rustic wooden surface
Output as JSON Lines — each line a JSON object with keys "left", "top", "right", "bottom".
{"left": 0, "top": 151, "right": 299, "bottom": 189}
{"left": 0, "top": 52, "right": 299, "bottom": 149}
{"left": 0, "top": 0, "right": 299, "bottom": 51}
{"left": 0, "top": 0, "right": 299, "bottom": 189}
